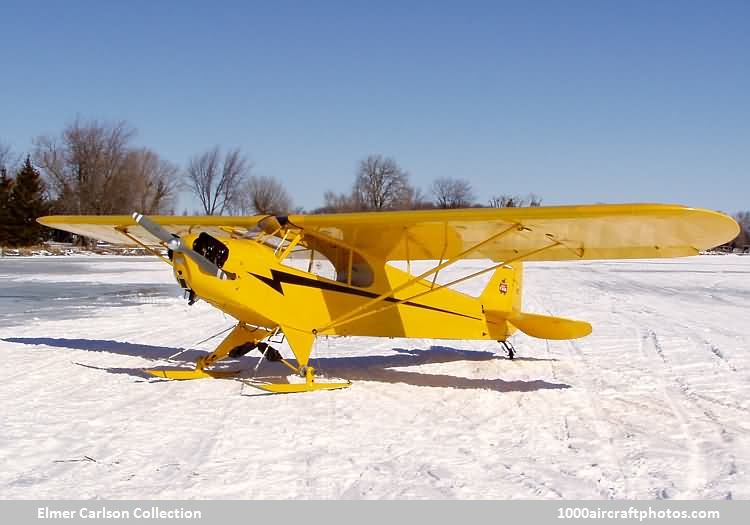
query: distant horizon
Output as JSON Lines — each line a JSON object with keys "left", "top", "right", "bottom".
{"left": 2, "top": 114, "right": 747, "bottom": 215}
{"left": 2, "top": 0, "right": 747, "bottom": 214}
{"left": 4, "top": 122, "right": 747, "bottom": 216}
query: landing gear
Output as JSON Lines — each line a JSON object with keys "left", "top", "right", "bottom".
{"left": 499, "top": 340, "right": 516, "bottom": 360}
{"left": 144, "top": 323, "right": 351, "bottom": 393}
{"left": 145, "top": 323, "right": 269, "bottom": 380}
{"left": 255, "top": 365, "right": 351, "bottom": 394}
{"left": 228, "top": 341, "right": 283, "bottom": 361}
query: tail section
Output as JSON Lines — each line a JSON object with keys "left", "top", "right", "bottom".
{"left": 506, "top": 312, "right": 592, "bottom": 340}
{"left": 484, "top": 309, "right": 593, "bottom": 340}
{"left": 480, "top": 262, "right": 523, "bottom": 313}
{"left": 481, "top": 262, "right": 592, "bottom": 340}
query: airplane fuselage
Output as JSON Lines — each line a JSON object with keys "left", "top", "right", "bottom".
{"left": 171, "top": 234, "right": 518, "bottom": 342}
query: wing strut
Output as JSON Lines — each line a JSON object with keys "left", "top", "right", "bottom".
{"left": 315, "top": 239, "right": 561, "bottom": 334}
{"left": 314, "top": 222, "right": 521, "bottom": 333}
{"left": 312, "top": 223, "right": 527, "bottom": 334}
{"left": 116, "top": 227, "right": 173, "bottom": 266}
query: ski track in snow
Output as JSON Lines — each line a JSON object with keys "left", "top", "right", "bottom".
{"left": 0, "top": 255, "right": 748, "bottom": 499}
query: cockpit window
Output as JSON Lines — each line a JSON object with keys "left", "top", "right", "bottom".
{"left": 283, "top": 237, "right": 373, "bottom": 287}
{"left": 282, "top": 248, "right": 337, "bottom": 281}
{"left": 249, "top": 219, "right": 374, "bottom": 288}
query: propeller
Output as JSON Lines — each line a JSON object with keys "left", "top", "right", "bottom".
{"left": 132, "top": 212, "right": 235, "bottom": 280}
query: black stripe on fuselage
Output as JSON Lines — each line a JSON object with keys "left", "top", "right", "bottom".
{"left": 248, "top": 269, "right": 481, "bottom": 321}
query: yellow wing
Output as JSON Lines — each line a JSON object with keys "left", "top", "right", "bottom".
{"left": 37, "top": 215, "right": 268, "bottom": 247}
{"left": 38, "top": 203, "right": 739, "bottom": 261}
{"left": 289, "top": 203, "right": 739, "bottom": 261}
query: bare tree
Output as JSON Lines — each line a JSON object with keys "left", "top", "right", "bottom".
{"left": 431, "top": 177, "right": 475, "bottom": 208}
{"left": 33, "top": 119, "right": 179, "bottom": 216}
{"left": 315, "top": 191, "right": 359, "bottom": 213}
{"left": 736, "top": 211, "right": 750, "bottom": 231}
{"left": 235, "top": 175, "right": 292, "bottom": 215}
{"left": 489, "top": 194, "right": 520, "bottom": 208}
{"left": 527, "top": 193, "right": 543, "bottom": 207}
{"left": 488, "top": 193, "right": 542, "bottom": 208}
{"left": 185, "top": 147, "right": 250, "bottom": 215}
{"left": 125, "top": 148, "right": 180, "bottom": 214}
{"left": 354, "top": 155, "right": 413, "bottom": 211}
{"left": 317, "top": 155, "right": 419, "bottom": 213}
{"left": 733, "top": 211, "right": 750, "bottom": 250}
{"left": 403, "top": 186, "right": 434, "bottom": 210}
{"left": 34, "top": 119, "right": 135, "bottom": 214}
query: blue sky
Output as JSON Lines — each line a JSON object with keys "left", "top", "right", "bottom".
{"left": 1, "top": 0, "right": 748, "bottom": 213}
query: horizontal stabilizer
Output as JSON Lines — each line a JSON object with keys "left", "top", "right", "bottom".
{"left": 487, "top": 310, "right": 592, "bottom": 340}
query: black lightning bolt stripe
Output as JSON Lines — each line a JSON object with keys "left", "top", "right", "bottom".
{"left": 249, "top": 269, "right": 481, "bottom": 321}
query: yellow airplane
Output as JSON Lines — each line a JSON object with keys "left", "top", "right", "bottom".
{"left": 38, "top": 204, "right": 738, "bottom": 393}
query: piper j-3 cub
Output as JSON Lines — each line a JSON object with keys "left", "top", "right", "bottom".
{"left": 39, "top": 204, "right": 738, "bottom": 394}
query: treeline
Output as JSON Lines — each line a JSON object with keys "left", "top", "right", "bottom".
{"left": 728, "top": 212, "right": 750, "bottom": 250}
{"left": 315, "top": 154, "right": 541, "bottom": 213}
{"left": 3, "top": 117, "right": 747, "bottom": 249}
{"left": 0, "top": 118, "right": 543, "bottom": 247}
{"left": 1, "top": 119, "right": 182, "bottom": 246}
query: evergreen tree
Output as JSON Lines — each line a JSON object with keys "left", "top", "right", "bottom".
{"left": 0, "top": 167, "right": 13, "bottom": 246}
{"left": 8, "top": 157, "right": 50, "bottom": 246}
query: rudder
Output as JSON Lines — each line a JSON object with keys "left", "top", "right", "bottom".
{"left": 480, "top": 262, "right": 523, "bottom": 313}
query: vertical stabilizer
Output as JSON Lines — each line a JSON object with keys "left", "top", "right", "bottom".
{"left": 480, "top": 262, "right": 523, "bottom": 313}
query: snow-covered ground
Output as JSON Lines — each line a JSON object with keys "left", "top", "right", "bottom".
{"left": 0, "top": 255, "right": 748, "bottom": 499}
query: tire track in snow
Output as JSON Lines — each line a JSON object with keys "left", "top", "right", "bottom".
{"left": 624, "top": 318, "right": 745, "bottom": 498}
{"left": 355, "top": 378, "right": 459, "bottom": 498}
{"left": 639, "top": 328, "right": 707, "bottom": 496}
{"left": 334, "top": 341, "right": 544, "bottom": 499}
{"left": 524, "top": 291, "right": 628, "bottom": 498}
{"left": 563, "top": 338, "right": 629, "bottom": 498}
{"left": 645, "top": 317, "right": 750, "bottom": 430}
{"left": 582, "top": 270, "right": 711, "bottom": 495}
{"left": 624, "top": 303, "right": 740, "bottom": 375}
{"left": 585, "top": 267, "right": 749, "bottom": 432}
{"left": 578, "top": 265, "right": 741, "bottom": 497}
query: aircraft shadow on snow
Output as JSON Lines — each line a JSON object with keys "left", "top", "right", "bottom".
{"left": 3, "top": 337, "right": 568, "bottom": 393}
